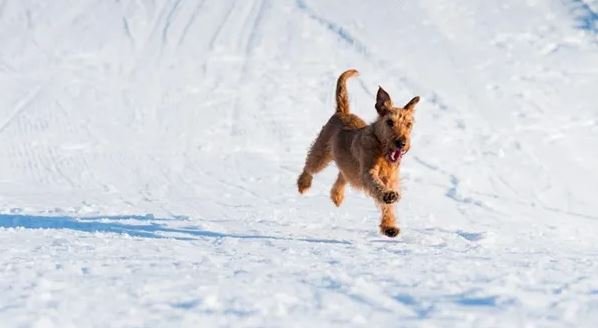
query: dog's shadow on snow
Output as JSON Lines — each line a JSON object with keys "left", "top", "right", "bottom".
{"left": 0, "top": 214, "right": 350, "bottom": 245}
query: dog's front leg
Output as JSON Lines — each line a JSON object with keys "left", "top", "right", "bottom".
{"left": 379, "top": 204, "right": 400, "bottom": 237}
{"left": 361, "top": 166, "right": 399, "bottom": 204}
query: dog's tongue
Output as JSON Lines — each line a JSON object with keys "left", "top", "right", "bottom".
{"left": 388, "top": 149, "right": 402, "bottom": 163}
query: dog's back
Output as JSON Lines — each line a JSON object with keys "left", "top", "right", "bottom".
{"left": 328, "top": 68, "right": 368, "bottom": 151}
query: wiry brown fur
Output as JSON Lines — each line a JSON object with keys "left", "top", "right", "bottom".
{"left": 297, "top": 69, "right": 420, "bottom": 237}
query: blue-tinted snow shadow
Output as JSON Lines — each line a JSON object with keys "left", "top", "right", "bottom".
{"left": 569, "top": 0, "right": 598, "bottom": 33}
{"left": 392, "top": 291, "right": 514, "bottom": 320}
{"left": 0, "top": 214, "right": 350, "bottom": 245}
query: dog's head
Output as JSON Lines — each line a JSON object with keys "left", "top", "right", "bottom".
{"left": 374, "top": 87, "right": 420, "bottom": 163}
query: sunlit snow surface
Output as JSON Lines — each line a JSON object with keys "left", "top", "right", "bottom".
{"left": 1, "top": 0, "right": 597, "bottom": 326}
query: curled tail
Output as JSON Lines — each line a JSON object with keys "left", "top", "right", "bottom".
{"left": 335, "top": 69, "right": 359, "bottom": 114}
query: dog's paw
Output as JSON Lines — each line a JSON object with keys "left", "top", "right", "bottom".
{"left": 382, "top": 190, "right": 400, "bottom": 204}
{"left": 297, "top": 172, "right": 313, "bottom": 194}
{"left": 331, "top": 191, "right": 344, "bottom": 207}
{"left": 381, "top": 226, "right": 400, "bottom": 238}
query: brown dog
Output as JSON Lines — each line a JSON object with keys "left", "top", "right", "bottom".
{"left": 297, "top": 69, "right": 420, "bottom": 237}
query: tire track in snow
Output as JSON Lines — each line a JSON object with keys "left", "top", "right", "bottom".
{"left": 142, "top": 0, "right": 178, "bottom": 56}
{"left": 210, "top": 0, "right": 252, "bottom": 54}
{"left": 0, "top": 0, "right": 7, "bottom": 19}
{"left": 243, "top": 0, "right": 267, "bottom": 63}
{"left": 295, "top": 0, "right": 369, "bottom": 56}
{"left": 208, "top": 1, "right": 237, "bottom": 51}
{"left": 232, "top": 0, "right": 267, "bottom": 136}
{"left": 294, "top": 0, "right": 452, "bottom": 115}
{"left": 203, "top": 0, "right": 264, "bottom": 136}
{"left": 46, "top": 146, "right": 77, "bottom": 188}
{"left": 176, "top": 0, "right": 206, "bottom": 47}
{"left": 413, "top": 156, "right": 497, "bottom": 215}
{"left": 161, "top": 0, "right": 182, "bottom": 46}
{"left": 209, "top": 0, "right": 262, "bottom": 55}
{"left": 19, "top": 143, "right": 53, "bottom": 185}
{"left": 12, "top": 95, "right": 85, "bottom": 188}
{"left": 122, "top": 17, "right": 135, "bottom": 48}
{"left": 0, "top": 86, "right": 42, "bottom": 135}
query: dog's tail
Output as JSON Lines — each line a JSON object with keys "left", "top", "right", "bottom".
{"left": 335, "top": 69, "right": 359, "bottom": 114}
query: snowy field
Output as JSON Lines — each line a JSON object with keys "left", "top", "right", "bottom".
{"left": 1, "top": 0, "right": 598, "bottom": 327}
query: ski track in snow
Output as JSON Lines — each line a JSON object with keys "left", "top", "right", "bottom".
{"left": 1, "top": 0, "right": 598, "bottom": 327}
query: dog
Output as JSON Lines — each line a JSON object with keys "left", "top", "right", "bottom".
{"left": 297, "top": 69, "right": 420, "bottom": 237}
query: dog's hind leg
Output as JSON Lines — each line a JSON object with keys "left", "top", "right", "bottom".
{"left": 298, "top": 131, "right": 333, "bottom": 194}
{"left": 330, "top": 172, "right": 347, "bottom": 206}
{"left": 379, "top": 204, "right": 400, "bottom": 237}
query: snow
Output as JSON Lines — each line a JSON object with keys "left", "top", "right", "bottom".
{"left": 1, "top": 0, "right": 597, "bottom": 326}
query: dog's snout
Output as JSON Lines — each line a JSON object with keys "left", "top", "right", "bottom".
{"left": 394, "top": 139, "right": 405, "bottom": 148}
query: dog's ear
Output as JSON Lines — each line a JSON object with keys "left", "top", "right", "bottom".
{"left": 404, "top": 96, "right": 420, "bottom": 111}
{"left": 375, "top": 86, "right": 392, "bottom": 115}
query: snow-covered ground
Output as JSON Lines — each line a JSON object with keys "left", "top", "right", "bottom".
{"left": 1, "top": 0, "right": 597, "bottom": 326}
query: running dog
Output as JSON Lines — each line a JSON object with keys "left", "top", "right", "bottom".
{"left": 297, "top": 69, "right": 420, "bottom": 237}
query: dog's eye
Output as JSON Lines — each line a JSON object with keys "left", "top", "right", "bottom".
{"left": 386, "top": 119, "right": 394, "bottom": 127}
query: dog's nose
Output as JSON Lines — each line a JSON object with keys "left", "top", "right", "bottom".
{"left": 394, "top": 139, "right": 405, "bottom": 148}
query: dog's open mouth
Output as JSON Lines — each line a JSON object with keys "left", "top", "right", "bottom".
{"left": 387, "top": 148, "right": 403, "bottom": 163}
